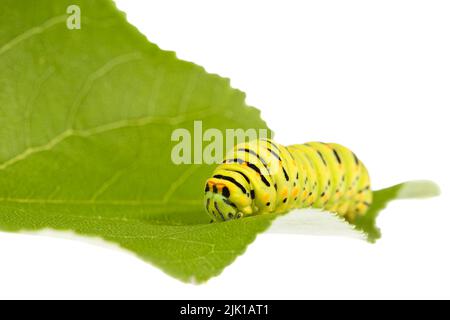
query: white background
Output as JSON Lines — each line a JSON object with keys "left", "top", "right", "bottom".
{"left": 0, "top": 0, "right": 449, "bottom": 299}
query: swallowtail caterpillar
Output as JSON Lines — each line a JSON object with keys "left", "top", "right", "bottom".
{"left": 204, "top": 139, "right": 371, "bottom": 222}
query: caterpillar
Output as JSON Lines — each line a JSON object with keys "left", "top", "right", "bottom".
{"left": 204, "top": 139, "right": 372, "bottom": 223}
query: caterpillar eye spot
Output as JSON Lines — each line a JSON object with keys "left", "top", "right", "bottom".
{"left": 228, "top": 213, "right": 234, "bottom": 219}
{"left": 266, "top": 202, "right": 270, "bottom": 206}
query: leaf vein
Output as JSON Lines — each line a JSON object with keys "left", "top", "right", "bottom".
{"left": 0, "top": 108, "right": 219, "bottom": 171}
{"left": 66, "top": 52, "right": 143, "bottom": 128}
{"left": 0, "top": 15, "right": 66, "bottom": 56}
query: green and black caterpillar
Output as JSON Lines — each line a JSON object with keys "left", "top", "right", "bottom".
{"left": 204, "top": 139, "right": 372, "bottom": 222}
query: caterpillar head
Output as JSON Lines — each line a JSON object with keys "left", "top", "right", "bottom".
{"left": 204, "top": 177, "right": 253, "bottom": 222}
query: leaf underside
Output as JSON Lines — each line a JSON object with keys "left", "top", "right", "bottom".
{"left": 268, "top": 181, "right": 440, "bottom": 244}
{"left": 0, "top": 0, "right": 439, "bottom": 282}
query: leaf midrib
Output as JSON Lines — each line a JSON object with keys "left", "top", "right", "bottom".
{"left": 0, "top": 107, "right": 221, "bottom": 170}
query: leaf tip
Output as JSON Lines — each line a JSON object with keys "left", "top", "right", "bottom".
{"left": 397, "top": 180, "right": 440, "bottom": 199}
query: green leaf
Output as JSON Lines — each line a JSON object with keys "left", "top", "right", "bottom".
{"left": 1, "top": 206, "right": 275, "bottom": 283}
{"left": 0, "top": 0, "right": 440, "bottom": 283}
{"left": 0, "top": 0, "right": 272, "bottom": 282}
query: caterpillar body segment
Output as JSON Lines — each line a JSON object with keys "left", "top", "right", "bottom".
{"left": 204, "top": 139, "right": 372, "bottom": 223}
